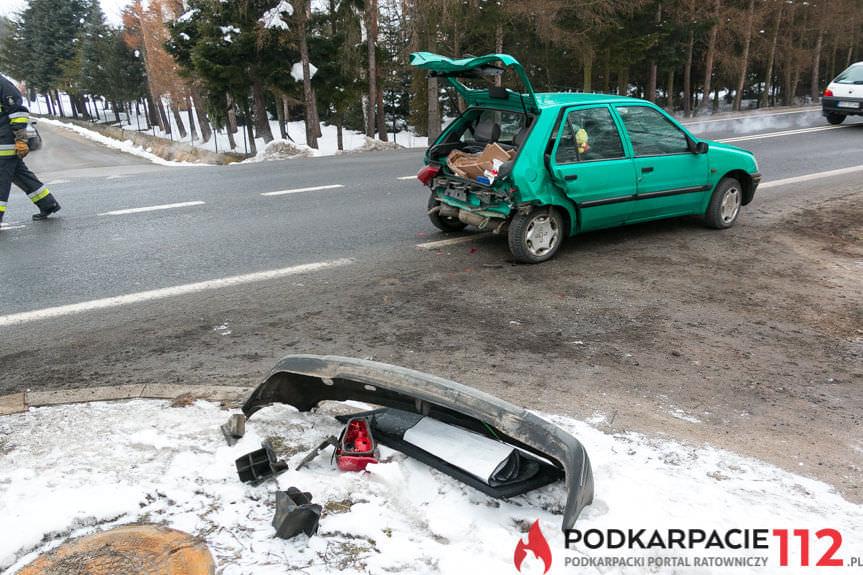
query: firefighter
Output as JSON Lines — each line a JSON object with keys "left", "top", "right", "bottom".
{"left": 0, "top": 74, "right": 60, "bottom": 228}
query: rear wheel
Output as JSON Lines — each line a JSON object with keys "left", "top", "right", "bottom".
{"left": 826, "top": 113, "right": 845, "bottom": 125}
{"left": 704, "top": 177, "right": 742, "bottom": 229}
{"left": 508, "top": 207, "right": 564, "bottom": 263}
{"left": 427, "top": 193, "right": 466, "bottom": 232}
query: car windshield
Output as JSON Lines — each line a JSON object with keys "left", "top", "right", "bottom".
{"left": 833, "top": 64, "right": 863, "bottom": 84}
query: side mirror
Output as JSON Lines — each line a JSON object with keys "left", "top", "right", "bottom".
{"left": 694, "top": 141, "right": 709, "bottom": 154}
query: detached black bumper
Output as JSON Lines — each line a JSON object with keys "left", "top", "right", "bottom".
{"left": 243, "top": 354, "right": 595, "bottom": 532}
{"left": 822, "top": 97, "right": 863, "bottom": 116}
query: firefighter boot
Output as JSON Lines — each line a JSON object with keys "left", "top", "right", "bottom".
{"left": 32, "top": 193, "right": 61, "bottom": 221}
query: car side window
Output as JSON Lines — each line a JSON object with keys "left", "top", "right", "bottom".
{"left": 616, "top": 106, "right": 690, "bottom": 156}
{"left": 554, "top": 107, "right": 625, "bottom": 164}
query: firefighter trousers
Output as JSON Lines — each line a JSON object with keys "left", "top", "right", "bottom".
{"left": 0, "top": 156, "right": 58, "bottom": 222}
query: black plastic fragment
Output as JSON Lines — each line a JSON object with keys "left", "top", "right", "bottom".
{"left": 235, "top": 440, "right": 288, "bottom": 484}
{"left": 272, "top": 487, "right": 322, "bottom": 539}
{"left": 221, "top": 413, "right": 246, "bottom": 446}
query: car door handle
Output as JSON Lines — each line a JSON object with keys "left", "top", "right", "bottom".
{"left": 641, "top": 167, "right": 654, "bottom": 174}
{"left": 565, "top": 174, "right": 578, "bottom": 181}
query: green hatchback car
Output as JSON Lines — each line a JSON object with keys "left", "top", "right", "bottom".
{"left": 412, "top": 52, "right": 762, "bottom": 263}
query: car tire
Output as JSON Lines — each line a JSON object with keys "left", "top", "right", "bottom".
{"left": 427, "top": 193, "right": 467, "bottom": 232}
{"left": 704, "top": 177, "right": 742, "bottom": 229}
{"left": 508, "top": 207, "right": 564, "bottom": 263}
{"left": 826, "top": 113, "right": 845, "bottom": 125}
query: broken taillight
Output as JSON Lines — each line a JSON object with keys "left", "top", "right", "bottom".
{"left": 336, "top": 418, "right": 379, "bottom": 471}
{"left": 417, "top": 165, "right": 441, "bottom": 186}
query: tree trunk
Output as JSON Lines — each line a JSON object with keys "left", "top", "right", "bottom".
{"left": 683, "top": 29, "right": 694, "bottom": 116}
{"left": 282, "top": 95, "right": 293, "bottom": 142}
{"left": 157, "top": 98, "right": 170, "bottom": 133}
{"left": 376, "top": 86, "right": 387, "bottom": 142}
{"left": 53, "top": 90, "right": 65, "bottom": 117}
{"left": 172, "top": 105, "right": 187, "bottom": 138}
{"left": 146, "top": 96, "right": 157, "bottom": 129}
{"left": 275, "top": 95, "right": 286, "bottom": 139}
{"left": 602, "top": 48, "right": 610, "bottom": 93}
{"left": 241, "top": 99, "right": 257, "bottom": 155}
{"left": 761, "top": 2, "right": 783, "bottom": 108}
{"left": 191, "top": 86, "right": 211, "bottom": 142}
{"left": 69, "top": 96, "right": 79, "bottom": 120}
{"left": 647, "top": 2, "right": 661, "bottom": 103}
{"left": 366, "top": 0, "right": 378, "bottom": 139}
{"left": 734, "top": 0, "right": 755, "bottom": 111}
{"left": 665, "top": 69, "right": 675, "bottom": 111}
{"left": 311, "top": 88, "right": 322, "bottom": 139}
{"left": 226, "top": 92, "right": 237, "bottom": 150}
{"left": 617, "top": 66, "right": 629, "bottom": 97}
{"left": 494, "top": 22, "right": 503, "bottom": 88}
{"left": 697, "top": 0, "right": 721, "bottom": 113}
{"left": 299, "top": 2, "right": 318, "bottom": 149}
{"left": 810, "top": 10, "right": 826, "bottom": 101}
{"left": 583, "top": 52, "right": 593, "bottom": 93}
{"left": 427, "top": 76, "right": 440, "bottom": 142}
{"left": 453, "top": 20, "right": 466, "bottom": 112}
{"left": 252, "top": 78, "right": 274, "bottom": 143}
{"left": 337, "top": 114, "right": 344, "bottom": 151}
{"left": 187, "top": 106, "right": 197, "bottom": 141}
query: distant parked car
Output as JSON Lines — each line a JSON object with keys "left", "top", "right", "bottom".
{"left": 412, "top": 52, "right": 762, "bottom": 263}
{"left": 26, "top": 120, "right": 42, "bottom": 151}
{"left": 822, "top": 61, "right": 863, "bottom": 125}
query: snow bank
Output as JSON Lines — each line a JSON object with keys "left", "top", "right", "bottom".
{"left": 1, "top": 399, "right": 859, "bottom": 573}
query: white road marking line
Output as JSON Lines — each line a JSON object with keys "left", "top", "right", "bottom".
{"left": 417, "top": 235, "right": 488, "bottom": 249}
{"left": 758, "top": 165, "right": 863, "bottom": 189}
{"left": 0, "top": 258, "right": 354, "bottom": 328}
{"left": 0, "top": 223, "right": 26, "bottom": 231}
{"left": 97, "top": 201, "right": 205, "bottom": 216}
{"left": 681, "top": 107, "right": 820, "bottom": 125}
{"left": 262, "top": 184, "right": 344, "bottom": 196}
{"left": 717, "top": 125, "right": 845, "bottom": 143}
{"left": 46, "top": 179, "right": 70, "bottom": 185}
{"left": 397, "top": 175, "right": 417, "bottom": 180}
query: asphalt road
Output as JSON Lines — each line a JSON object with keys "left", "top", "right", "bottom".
{"left": 2, "top": 107, "right": 862, "bottom": 318}
{"left": 3, "top": 107, "right": 863, "bottom": 575}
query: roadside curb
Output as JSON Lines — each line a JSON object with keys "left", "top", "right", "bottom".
{"left": 0, "top": 384, "right": 254, "bottom": 417}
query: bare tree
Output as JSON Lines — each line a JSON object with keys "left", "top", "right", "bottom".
{"left": 734, "top": 0, "right": 756, "bottom": 111}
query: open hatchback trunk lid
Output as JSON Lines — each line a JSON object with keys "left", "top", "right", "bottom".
{"left": 410, "top": 52, "right": 539, "bottom": 113}
{"left": 243, "top": 355, "right": 594, "bottom": 531}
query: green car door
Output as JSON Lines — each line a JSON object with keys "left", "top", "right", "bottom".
{"left": 548, "top": 105, "right": 637, "bottom": 232}
{"left": 614, "top": 105, "right": 710, "bottom": 222}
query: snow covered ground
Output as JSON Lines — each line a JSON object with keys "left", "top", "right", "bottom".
{"left": 28, "top": 94, "right": 428, "bottom": 165}
{"left": 1, "top": 399, "right": 860, "bottom": 574}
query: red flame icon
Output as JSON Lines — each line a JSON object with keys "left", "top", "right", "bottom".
{"left": 514, "top": 520, "right": 552, "bottom": 573}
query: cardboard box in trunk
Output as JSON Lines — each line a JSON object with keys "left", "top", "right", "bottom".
{"left": 447, "top": 143, "right": 513, "bottom": 180}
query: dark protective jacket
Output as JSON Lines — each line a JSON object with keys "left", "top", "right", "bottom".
{"left": 0, "top": 75, "right": 30, "bottom": 158}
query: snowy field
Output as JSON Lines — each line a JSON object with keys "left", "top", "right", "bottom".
{"left": 1, "top": 399, "right": 860, "bottom": 574}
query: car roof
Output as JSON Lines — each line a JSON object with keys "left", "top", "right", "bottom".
{"left": 533, "top": 92, "right": 646, "bottom": 110}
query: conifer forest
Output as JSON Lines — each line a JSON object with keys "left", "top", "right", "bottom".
{"left": 1, "top": 0, "right": 861, "bottom": 152}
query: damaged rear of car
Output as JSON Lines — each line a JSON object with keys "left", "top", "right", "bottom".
{"left": 412, "top": 52, "right": 540, "bottom": 239}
